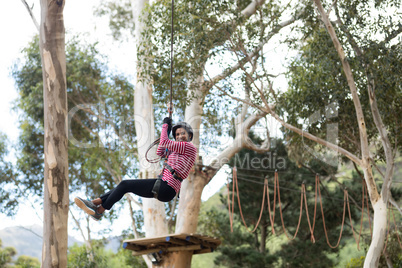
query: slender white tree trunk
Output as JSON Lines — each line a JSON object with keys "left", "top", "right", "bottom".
{"left": 131, "top": 0, "right": 167, "bottom": 266}
{"left": 40, "top": 0, "right": 69, "bottom": 267}
{"left": 312, "top": 1, "right": 392, "bottom": 266}
{"left": 366, "top": 198, "right": 387, "bottom": 267}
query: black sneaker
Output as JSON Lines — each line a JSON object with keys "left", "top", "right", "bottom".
{"left": 74, "top": 197, "right": 97, "bottom": 216}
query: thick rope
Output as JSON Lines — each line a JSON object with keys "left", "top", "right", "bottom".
{"left": 302, "top": 183, "right": 316, "bottom": 243}
{"left": 227, "top": 167, "right": 267, "bottom": 233}
{"left": 228, "top": 169, "right": 382, "bottom": 250}
{"left": 251, "top": 179, "right": 268, "bottom": 232}
{"left": 276, "top": 172, "right": 304, "bottom": 240}
{"left": 318, "top": 176, "right": 347, "bottom": 249}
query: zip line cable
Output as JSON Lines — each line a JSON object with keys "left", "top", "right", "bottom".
{"left": 145, "top": 0, "right": 175, "bottom": 163}
{"left": 169, "top": 0, "right": 174, "bottom": 118}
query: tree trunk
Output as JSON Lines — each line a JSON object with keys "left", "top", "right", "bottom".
{"left": 260, "top": 221, "right": 267, "bottom": 253}
{"left": 366, "top": 197, "right": 387, "bottom": 267}
{"left": 161, "top": 171, "right": 208, "bottom": 267}
{"left": 128, "top": 1, "right": 271, "bottom": 265}
{"left": 40, "top": 0, "right": 69, "bottom": 267}
{"left": 131, "top": 0, "right": 167, "bottom": 266}
{"left": 160, "top": 75, "right": 206, "bottom": 267}
{"left": 162, "top": 73, "right": 269, "bottom": 266}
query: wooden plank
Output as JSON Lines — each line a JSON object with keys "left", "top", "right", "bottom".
{"left": 122, "top": 242, "right": 145, "bottom": 251}
{"left": 124, "top": 233, "right": 188, "bottom": 244}
{"left": 185, "top": 235, "right": 216, "bottom": 248}
{"left": 123, "top": 233, "right": 222, "bottom": 256}
{"left": 168, "top": 244, "right": 202, "bottom": 252}
{"left": 165, "top": 236, "right": 189, "bottom": 246}
{"left": 131, "top": 248, "right": 163, "bottom": 256}
{"left": 131, "top": 244, "right": 203, "bottom": 256}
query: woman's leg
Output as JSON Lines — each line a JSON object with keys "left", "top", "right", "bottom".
{"left": 98, "top": 179, "right": 157, "bottom": 210}
{"left": 156, "top": 180, "right": 176, "bottom": 202}
{"left": 92, "top": 198, "right": 102, "bottom": 205}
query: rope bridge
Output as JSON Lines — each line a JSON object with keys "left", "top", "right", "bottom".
{"left": 228, "top": 167, "right": 401, "bottom": 250}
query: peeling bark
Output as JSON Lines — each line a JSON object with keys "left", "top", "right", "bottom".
{"left": 40, "top": 0, "right": 68, "bottom": 267}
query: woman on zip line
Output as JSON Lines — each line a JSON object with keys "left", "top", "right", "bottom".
{"left": 75, "top": 0, "right": 187, "bottom": 221}
{"left": 74, "top": 117, "right": 197, "bottom": 221}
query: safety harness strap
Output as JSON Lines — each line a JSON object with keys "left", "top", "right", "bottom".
{"left": 151, "top": 176, "right": 162, "bottom": 198}
{"left": 152, "top": 161, "right": 182, "bottom": 199}
{"left": 163, "top": 162, "right": 183, "bottom": 182}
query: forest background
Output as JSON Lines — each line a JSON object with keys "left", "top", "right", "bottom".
{"left": 0, "top": 0, "right": 401, "bottom": 267}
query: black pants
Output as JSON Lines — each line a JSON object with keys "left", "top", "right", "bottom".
{"left": 100, "top": 179, "right": 176, "bottom": 210}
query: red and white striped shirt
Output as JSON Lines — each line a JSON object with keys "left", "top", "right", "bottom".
{"left": 156, "top": 124, "right": 197, "bottom": 193}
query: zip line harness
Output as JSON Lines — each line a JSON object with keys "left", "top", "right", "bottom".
{"left": 146, "top": 0, "right": 179, "bottom": 199}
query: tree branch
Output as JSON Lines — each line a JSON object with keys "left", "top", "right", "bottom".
{"left": 336, "top": 2, "right": 396, "bottom": 201}
{"left": 384, "top": 24, "right": 402, "bottom": 43}
{"left": 313, "top": 0, "right": 379, "bottom": 203}
{"left": 69, "top": 209, "right": 95, "bottom": 262}
{"left": 208, "top": 110, "right": 269, "bottom": 174}
{"left": 366, "top": 72, "right": 395, "bottom": 202}
{"left": 127, "top": 198, "right": 141, "bottom": 239}
{"left": 205, "top": 17, "right": 296, "bottom": 92}
{"left": 20, "top": 0, "right": 39, "bottom": 32}
{"left": 389, "top": 195, "right": 402, "bottom": 217}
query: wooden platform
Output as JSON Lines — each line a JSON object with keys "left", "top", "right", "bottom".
{"left": 123, "top": 233, "right": 221, "bottom": 256}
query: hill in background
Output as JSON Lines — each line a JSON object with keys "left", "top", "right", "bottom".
{"left": 0, "top": 225, "right": 82, "bottom": 261}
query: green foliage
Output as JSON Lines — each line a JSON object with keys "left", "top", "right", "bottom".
{"left": 0, "top": 133, "right": 19, "bottom": 216}
{"left": 113, "top": 247, "right": 147, "bottom": 268}
{"left": 198, "top": 208, "right": 274, "bottom": 268}
{"left": 379, "top": 230, "right": 402, "bottom": 267}
{"left": 282, "top": 0, "right": 401, "bottom": 165}
{"left": 14, "top": 255, "right": 40, "bottom": 268}
{"left": 346, "top": 256, "right": 364, "bottom": 268}
{"left": 10, "top": 35, "right": 138, "bottom": 221}
{"left": 0, "top": 239, "right": 17, "bottom": 268}
{"left": 94, "top": 0, "right": 134, "bottom": 40}
{"left": 67, "top": 243, "right": 109, "bottom": 268}
{"left": 67, "top": 241, "right": 146, "bottom": 268}
{"left": 197, "top": 137, "right": 369, "bottom": 267}
{"left": 94, "top": 0, "right": 294, "bottom": 152}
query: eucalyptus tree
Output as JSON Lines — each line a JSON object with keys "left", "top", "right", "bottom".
{"left": 199, "top": 0, "right": 401, "bottom": 267}
{"left": 39, "top": 0, "right": 69, "bottom": 266}
{"left": 199, "top": 137, "right": 367, "bottom": 267}
{"left": 12, "top": 35, "right": 139, "bottom": 265}
{"left": 96, "top": 0, "right": 302, "bottom": 266}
